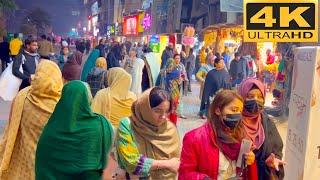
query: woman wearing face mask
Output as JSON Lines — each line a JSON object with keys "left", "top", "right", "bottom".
{"left": 238, "top": 78, "right": 285, "bottom": 180}
{"left": 179, "top": 90, "right": 257, "bottom": 180}
{"left": 115, "top": 87, "right": 180, "bottom": 179}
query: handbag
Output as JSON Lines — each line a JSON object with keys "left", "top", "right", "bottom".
{"left": 0, "top": 60, "right": 24, "bottom": 101}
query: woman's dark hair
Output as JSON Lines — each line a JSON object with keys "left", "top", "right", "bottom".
{"left": 209, "top": 90, "right": 245, "bottom": 141}
{"left": 173, "top": 53, "right": 180, "bottom": 59}
{"left": 24, "top": 36, "right": 37, "bottom": 46}
{"left": 76, "top": 42, "right": 86, "bottom": 53}
{"left": 189, "top": 48, "right": 194, "bottom": 54}
{"left": 61, "top": 46, "right": 69, "bottom": 54}
{"left": 99, "top": 38, "right": 104, "bottom": 44}
{"left": 149, "top": 87, "right": 171, "bottom": 109}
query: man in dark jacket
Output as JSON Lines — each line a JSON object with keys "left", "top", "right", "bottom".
{"left": 95, "top": 38, "right": 106, "bottom": 57}
{"left": 12, "top": 36, "right": 40, "bottom": 90}
{"left": 106, "top": 46, "right": 120, "bottom": 70}
{"left": 229, "top": 52, "right": 249, "bottom": 87}
{"left": 0, "top": 36, "right": 10, "bottom": 72}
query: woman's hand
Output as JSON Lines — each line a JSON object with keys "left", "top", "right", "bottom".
{"left": 166, "top": 158, "right": 180, "bottom": 173}
{"left": 244, "top": 151, "right": 255, "bottom": 165}
{"left": 265, "top": 153, "right": 286, "bottom": 171}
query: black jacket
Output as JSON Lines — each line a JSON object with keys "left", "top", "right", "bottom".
{"left": 0, "top": 41, "right": 10, "bottom": 62}
{"left": 13, "top": 50, "right": 39, "bottom": 89}
{"left": 200, "top": 69, "right": 231, "bottom": 113}
{"left": 106, "top": 52, "right": 120, "bottom": 70}
{"left": 13, "top": 51, "right": 39, "bottom": 80}
{"left": 95, "top": 44, "right": 106, "bottom": 57}
{"left": 255, "top": 112, "right": 284, "bottom": 180}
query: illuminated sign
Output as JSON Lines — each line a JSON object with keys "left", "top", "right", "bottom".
{"left": 142, "top": 13, "right": 151, "bottom": 30}
{"left": 123, "top": 15, "right": 139, "bottom": 36}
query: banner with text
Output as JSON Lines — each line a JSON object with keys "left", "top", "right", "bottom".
{"left": 285, "top": 46, "right": 320, "bottom": 179}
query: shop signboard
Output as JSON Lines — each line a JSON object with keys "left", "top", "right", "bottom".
{"left": 106, "top": 24, "right": 115, "bottom": 36}
{"left": 284, "top": 47, "right": 320, "bottom": 179}
{"left": 123, "top": 15, "right": 139, "bottom": 36}
{"left": 142, "top": 12, "right": 152, "bottom": 30}
{"left": 150, "top": 35, "right": 160, "bottom": 53}
{"left": 138, "top": 12, "right": 145, "bottom": 33}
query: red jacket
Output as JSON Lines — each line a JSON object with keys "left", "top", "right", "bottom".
{"left": 178, "top": 123, "right": 258, "bottom": 180}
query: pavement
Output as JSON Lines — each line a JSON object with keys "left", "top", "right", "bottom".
{"left": 0, "top": 100, "right": 10, "bottom": 135}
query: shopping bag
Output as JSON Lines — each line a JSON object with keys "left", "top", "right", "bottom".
{"left": 0, "top": 62, "right": 23, "bottom": 101}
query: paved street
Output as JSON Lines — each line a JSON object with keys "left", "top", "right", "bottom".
{"left": 0, "top": 100, "right": 10, "bottom": 135}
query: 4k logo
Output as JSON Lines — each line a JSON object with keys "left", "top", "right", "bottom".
{"left": 244, "top": 0, "right": 318, "bottom": 42}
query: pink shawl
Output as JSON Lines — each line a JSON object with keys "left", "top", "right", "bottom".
{"left": 238, "top": 78, "right": 266, "bottom": 149}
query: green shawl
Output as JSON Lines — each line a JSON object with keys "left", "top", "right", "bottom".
{"left": 35, "top": 80, "right": 113, "bottom": 180}
{"left": 81, "top": 49, "right": 101, "bottom": 81}
{"left": 278, "top": 58, "right": 285, "bottom": 72}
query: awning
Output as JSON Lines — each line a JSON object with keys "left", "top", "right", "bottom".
{"left": 201, "top": 23, "right": 243, "bottom": 34}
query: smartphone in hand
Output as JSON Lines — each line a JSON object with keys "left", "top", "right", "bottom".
{"left": 236, "top": 139, "right": 253, "bottom": 168}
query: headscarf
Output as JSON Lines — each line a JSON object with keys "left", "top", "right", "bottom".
{"left": 35, "top": 81, "right": 113, "bottom": 179}
{"left": 165, "top": 58, "right": 180, "bottom": 85}
{"left": 62, "top": 51, "right": 83, "bottom": 81}
{"left": 92, "top": 68, "right": 136, "bottom": 127}
{"left": 130, "top": 88, "right": 180, "bottom": 179}
{"left": 96, "top": 57, "right": 107, "bottom": 69}
{"left": 81, "top": 49, "right": 101, "bottom": 81}
{"left": 0, "top": 60, "right": 63, "bottom": 178}
{"left": 28, "top": 60, "right": 63, "bottom": 112}
{"left": 238, "top": 78, "right": 266, "bottom": 149}
{"left": 208, "top": 90, "right": 247, "bottom": 161}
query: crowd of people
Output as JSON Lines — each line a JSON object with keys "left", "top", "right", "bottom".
{"left": 0, "top": 34, "right": 286, "bottom": 180}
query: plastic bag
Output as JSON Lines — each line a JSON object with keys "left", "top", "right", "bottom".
{"left": 0, "top": 62, "right": 22, "bottom": 101}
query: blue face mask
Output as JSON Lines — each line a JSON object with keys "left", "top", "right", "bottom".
{"left": 244, "top": 99, "right": 264, "bottom": 114}
{"left": 224, "top": 113, "right": 242, "bottom": 129}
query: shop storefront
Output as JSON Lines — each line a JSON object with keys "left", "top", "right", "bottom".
{"left": 201, "top": 24, "right": 279, "bottom": 65}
